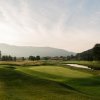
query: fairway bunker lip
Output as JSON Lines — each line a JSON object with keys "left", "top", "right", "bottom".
{"left": 66, "top": 64, "right": 91, "bottom": 70}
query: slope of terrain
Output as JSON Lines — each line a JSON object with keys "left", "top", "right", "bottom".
{"left": 76, "top": 44, "right": 100, "bottom": 61}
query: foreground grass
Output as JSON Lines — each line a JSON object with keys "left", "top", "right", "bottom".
{"left": 0, "top": 64, "right": 100, "bottom": 100}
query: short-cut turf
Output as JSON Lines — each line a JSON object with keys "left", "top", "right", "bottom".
{"left": 0, "top": 65, "right": 100, "bottom": 100}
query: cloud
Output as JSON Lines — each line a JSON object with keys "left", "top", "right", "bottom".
{"left": 0, "top": 0, "right": 100, "bottom": 52}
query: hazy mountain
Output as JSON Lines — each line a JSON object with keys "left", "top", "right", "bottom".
{"left": 0, "top": 43, "right": 75, "bottom": 57}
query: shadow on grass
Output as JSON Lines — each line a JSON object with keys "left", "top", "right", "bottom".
{"left": 0, "top": 67, "right": 76, "bottom": 94}
{"left": 0, "top": 67, "right": 99, "bottom": 100}
{"left": 18, "top": 68, "right": 100, "bottom": 97}
{"left": 17, "top": 68, "right": 100, "bottom": 95}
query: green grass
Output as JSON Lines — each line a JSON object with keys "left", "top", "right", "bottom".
{"left": 29, "top": 66, "right": 93, "bottom": 78}
{"left": 0, "top": 64, "right": 100, "bottom": 100}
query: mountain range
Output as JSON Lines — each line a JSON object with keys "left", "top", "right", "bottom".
{"left": 0, "top": 43, "right": 75, "bottom": 57}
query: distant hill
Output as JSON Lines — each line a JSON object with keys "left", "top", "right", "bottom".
{"left": 0, "top": 43, "right": 75, "bottom": 57}
{"left": 76, "top": 44, "right": 100, "bottom": 60}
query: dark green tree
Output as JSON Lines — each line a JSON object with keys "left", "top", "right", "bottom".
{"left": 21, "top": 57, "right": 25, "bottom": 61}
{"left": 0, "top": 51, "right": 1, "bottom": 60}
{"left": 36, "top": 56, "right": 40, "bottom": 60}
{"left": 13, "top": 57, "right": 17, "bottom": 61}
{"left": 29, "top": 56, "right": 35, "bottom": 61}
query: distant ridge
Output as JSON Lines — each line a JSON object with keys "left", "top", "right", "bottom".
{"left": 0, "top": 43, "right": 75, "bottom": 57}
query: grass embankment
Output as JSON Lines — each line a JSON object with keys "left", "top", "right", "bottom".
{"left": 0, "top": 63, "right": 100, "bottom": 100}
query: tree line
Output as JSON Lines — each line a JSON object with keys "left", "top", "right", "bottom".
{"left": 0, "top": 44, "right": 99, "bottom": 61}
{"left": 0, "top": 51, "right": 40, "bottom": 61}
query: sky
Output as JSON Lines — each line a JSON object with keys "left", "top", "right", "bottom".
{"left": 0, "top": 0, "right": 100, "bottom": 52}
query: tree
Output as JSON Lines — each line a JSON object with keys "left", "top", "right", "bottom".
{"left": 13, "top": 57, "right": 17, "bottom": 61}
{"left": 43, "top": 57, "right": 49, "bottom": 60}
{"left": 8, "top": 55, "right": 13, "bottom": 61}
{"left": 29, "top": 56, "right": 35, "bottom": 61}
{"left": 36, "top": 56, "right": 40, "bottom": 60}
{"left": 21, "top": 57, "right": 25, "bottom": 61}
{"left": 1, "top": 56, "right": 6, "bottom": 61}
{"left": 0, "top": 51, "right": 1, "bottom": 60}
{"left": 1, "top": 55, "right": 14, "bottom": 61}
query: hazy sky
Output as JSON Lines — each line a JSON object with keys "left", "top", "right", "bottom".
{"left": 0, "top": 0, "right": 100, "bottom": 52}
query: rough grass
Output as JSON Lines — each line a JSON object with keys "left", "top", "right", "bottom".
{"left": 0, "top": 64, "right": 100, "bottom": 100}
{"left": 0, "top": 60, "right": 59, "bottom": 66}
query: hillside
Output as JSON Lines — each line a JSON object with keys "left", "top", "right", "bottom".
{"left": 76, "top": 44, "right": 100, "bottom": 60}
{"left": 0, "top": 43, "right": 75, "bottom": 57}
